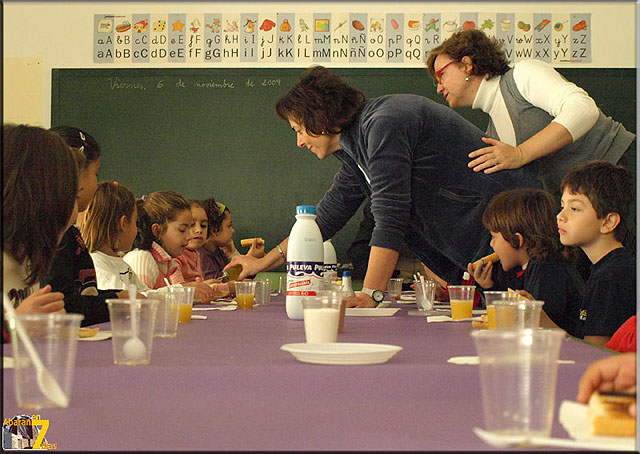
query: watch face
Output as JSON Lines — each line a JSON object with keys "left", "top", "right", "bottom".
{"left": 372, "top": 290, "right": 385, "bottom": 302}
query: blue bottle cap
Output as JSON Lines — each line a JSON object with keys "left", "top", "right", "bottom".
{"left": 342, "top": 271, "right": 351, "bottom": 277}
{"left": 296, "top": 205, "right": 316, "bottom": 215}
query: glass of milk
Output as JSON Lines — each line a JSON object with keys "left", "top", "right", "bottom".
{"left": 302, "top": 296, "right": 341, "bottom": 343}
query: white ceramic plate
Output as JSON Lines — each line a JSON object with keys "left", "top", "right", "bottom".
{"left": 345, "top": 308, "right": 400, "bottom": 317}
{"left": 281, "top": 342, "right": 402, "bottom": 365}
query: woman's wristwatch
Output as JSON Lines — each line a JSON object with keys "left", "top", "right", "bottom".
{"left": 360, "top": 286, "right": 385, "bottom": 303}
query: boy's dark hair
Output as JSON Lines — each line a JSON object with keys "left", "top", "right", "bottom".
{"left": 82, "top": 182, "right": 136, "bottom": 253}
{"left": 201, "top": 197, "right": 230, "bottom": 235}
{"left": 3, "top": 124, "right": 79, "bottom": 286}
{"left": 426, "top": 29, "right": 510, "bottom": 80}
{"left": 561, "top": 160, "right": 635, "bottom": 250}
{"left": 275, "top": 65, "right": 365, "bottom": 136}
{"left": 134, "top": 191, "right": 191, "bottom": 250}
{"left": 482, "top": 188, "right": 563, "bottom": 260}
{"left": 49, "top": 125, "right": 101, "bottom": 169}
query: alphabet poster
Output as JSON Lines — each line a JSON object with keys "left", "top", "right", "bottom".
{"left": 94, "top": 12, "right": 591, "bottom": 65}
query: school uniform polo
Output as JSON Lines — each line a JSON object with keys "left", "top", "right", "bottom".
{"left": 576, "top": 247, "right": 636, "bottom": 339}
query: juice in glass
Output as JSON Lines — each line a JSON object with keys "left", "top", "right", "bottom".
{"left": 487, "top": 305, "right": 497, "bottom": 329}
{"left": 178, "top": 303, "right": 192, "bottom": 323}
{"left": 450, "top": 300, "right": 473, "bottom": 320}
{"left": 236, "top": 294, "right": 254, "bottom": 310}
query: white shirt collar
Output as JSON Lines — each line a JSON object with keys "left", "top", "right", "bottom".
{"left": 472, "top": 75, "right": 501, "bottom": 114}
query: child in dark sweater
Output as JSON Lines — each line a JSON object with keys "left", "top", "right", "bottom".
{"left": 557, "top": 160, "right": 636, "bottom": 347}
{"left": 468, "top": 188, "right": 585, "bottom": 335}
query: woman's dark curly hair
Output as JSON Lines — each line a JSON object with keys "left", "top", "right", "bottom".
{"left": 275, "top": 66, "right": 365, "bottom": 136}
{"left": 426, "top": 29, "right": 510, "bottom": 80}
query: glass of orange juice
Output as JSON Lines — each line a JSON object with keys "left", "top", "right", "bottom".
{"left": 483, "top": 291, "right": 520, "bottom": 330}
{"left": 235, "top": 281, "right": 256, "bottom": 310}
{"left": 448, "top": 285, "right": 475, "bottom": 320}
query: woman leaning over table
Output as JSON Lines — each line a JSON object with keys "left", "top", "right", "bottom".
{"left": 426, "top": 29, "right": 635, "bottom": 195}
{"left": 226, "top": 65, "right": 541, "bottom": 308}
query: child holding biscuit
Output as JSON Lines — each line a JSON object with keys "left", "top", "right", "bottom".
{"left": 198, "top": 198, "right": 264, "bottom": 281}
{"left": 468, "top": 188, "right": 585, "bottom": 335}
{"left": 172, "top": 199, "right": 229, "bottom": 298}
{"left": 557, "top": 160, "right": 636, "bottom": 347}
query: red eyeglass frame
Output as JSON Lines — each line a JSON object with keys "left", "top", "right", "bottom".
{"left": 434, "top": 59, "right": 459, "bottom": 84}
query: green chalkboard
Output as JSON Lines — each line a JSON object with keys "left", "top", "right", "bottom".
{"left": 51, "top": 67, "right": 635, "bottom": 266}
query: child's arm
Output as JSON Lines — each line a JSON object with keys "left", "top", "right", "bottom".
{"left": 584, "top": 335, "right": 612, "bottom": 347}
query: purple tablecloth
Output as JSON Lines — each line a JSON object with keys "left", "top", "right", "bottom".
{"left": 3, "top": 296, "right": 613, "bottom": 451}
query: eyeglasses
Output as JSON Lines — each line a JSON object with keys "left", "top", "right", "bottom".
{"left": 433, "top": 59, "right": 459, "bottom": 86}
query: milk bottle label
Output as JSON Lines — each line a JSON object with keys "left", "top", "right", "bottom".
{"left": 286, "top": 261, "right": 324, "bottom": 296}
{"left": 323, "top": 264, "right": 338, "bottom": 282}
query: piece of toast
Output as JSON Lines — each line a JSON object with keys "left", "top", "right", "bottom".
{"left": 472, "top": 252, "right": 500, "bottom": 269}
{"left": 587, "top": 390, "right": 636, "bottom": 436}
{"left": 78, "top": 327, "right": 100, "bottom": 338}
{"left": 240, "top": 237, "right": 264, "bottom": 247}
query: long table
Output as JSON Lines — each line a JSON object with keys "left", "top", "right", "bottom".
{"left": 2, "top": 295, "right": 613, "bottom": 451}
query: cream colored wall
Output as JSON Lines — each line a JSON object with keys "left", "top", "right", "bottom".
{"left": 3, "top": 1, "right": 636, "bottom": 126}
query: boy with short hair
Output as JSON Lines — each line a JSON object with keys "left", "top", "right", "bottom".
{"left": 557, "top": 160, "right": 636, "bottom": 347}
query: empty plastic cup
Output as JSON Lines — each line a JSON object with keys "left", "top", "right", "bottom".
{"left": 106, "top": 299, "right": 159, "bottom": 365}
{"left": 11, "top": 313, "right": 84, "bottom": 409}
{"left": 472, "top": 329, "right": 564, "bottom": 439}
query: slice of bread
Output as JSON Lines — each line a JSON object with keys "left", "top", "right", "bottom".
{"left": 472, "top": 252, "right": 500, "bottom": 269}
{"left": 587, "top": 391, "right": 636, "bottom": 436}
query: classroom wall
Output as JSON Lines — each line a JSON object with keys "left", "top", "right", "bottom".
{"left": 3, "top": 1, "right": 636, "bottom": 127}
{"left": 3, "top": 1, "right": 637, "bottom": 265}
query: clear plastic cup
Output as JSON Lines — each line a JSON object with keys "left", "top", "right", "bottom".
{"left": 235, "top": 281, "right": 256, "bottom": 310}
{"left": 387, "top": 277, "right": 403, "bottom": 300}
{"left": 302, "top": 296, "right": 341, "bottom": 343}
{"left": 483, "top": 291, "right": 521, "bottom": 330}
{"left": 472, "top": 329, "right": 565, "bottom": 439}
{"left": 11, "top": 313, "right": 84, "bottom": 409}
{"left": 106, "top": 299, "right": 159, "bottom": 365}
{"left": 494, "top": 300, "right": 544, "bottom": 330}
{"left": 448, "top": 285, "right": 475, "bottom": 320}
{"left": 414, "top": 279, "right": 436, "bottom": 312}
{"left": 316, "top": 290, "right": 347, "bottom": 334}
{"left": 167, "top": 287, "right": 194, "bottom": 323}
{"left": 254, "top": 279, "right": 271, "bottom": 306}
{"left": 146, "top": 289, "right": 179, "bottom": 338}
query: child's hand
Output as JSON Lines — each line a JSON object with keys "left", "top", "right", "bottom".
{"left": 513, "top": 289, "right": 534, "bottom": 300}
{"left": 247, "top": 238, "right": 265, "bottom": 258}
{"left": 467, "top": 260, "right": 494, "bottom": 288}
{"left": 192, "top": 281, "right": 215, "bottom": 303}
{"left": 15, "top": 285, "right": 66, "bottom": 314}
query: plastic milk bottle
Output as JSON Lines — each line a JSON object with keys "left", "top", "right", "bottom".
{"left": 323, "top": 239, "right": 338, "bottom": 282}
{"left": 286, "top": 205, "right": 324, "bottom": 320}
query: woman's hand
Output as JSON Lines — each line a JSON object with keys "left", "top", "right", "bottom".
{"left": 247, "top": 238, "right": 265, "bottom": 258}
{"left": 15, "top": 285, "right": 65, "bottom": 314}
{"left": 225, "top": 255, "right": 264, "bottom": 280}
{"left": 344, "top": 294, "right": 377, "bottom": 308}
{"left": 468, "top": 137, "right": 526, "bottom": 174}
{"left": 467, "top": 260, "right": 494, "bottom": 289}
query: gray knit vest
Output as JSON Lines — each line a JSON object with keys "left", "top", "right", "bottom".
{"left": 486, "top": 69, "right": 635, "bottom": 194}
